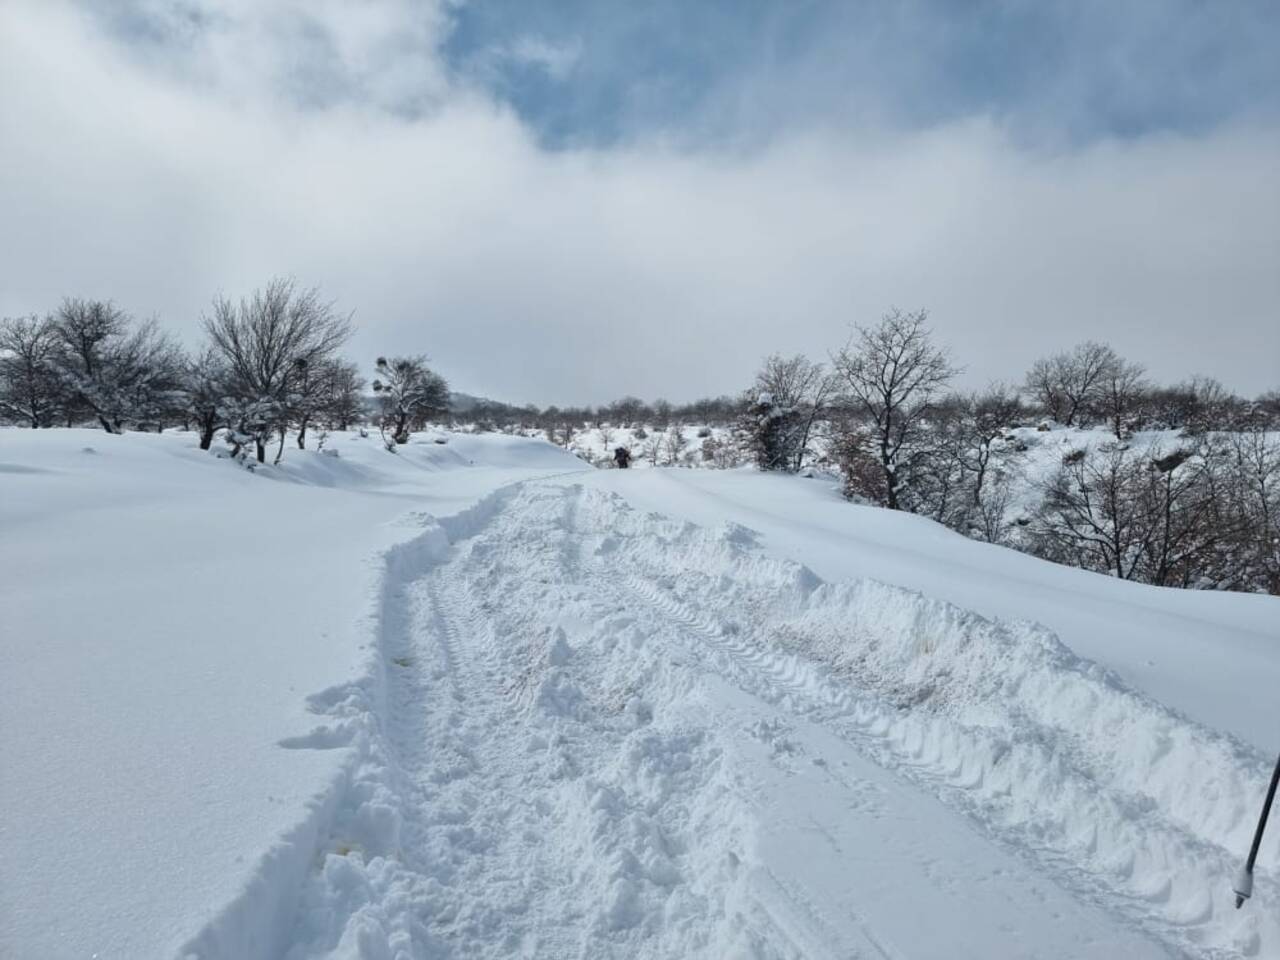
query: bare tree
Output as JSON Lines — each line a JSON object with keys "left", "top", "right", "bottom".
{"left": 291, "top": 357, "right": 361, "bottom": 449}
{"left": 371, "top": 355, "right": 449, "bottom": 446}
{"left": 51, "top": 299, "right": 182, "bottom": 433}
{"left": 0, "top": 315, "right": 63, "bottom": 427}
{"left": 1033, "top": 443, "right": 1150, "bottom": 580}
{"left": 318, "top": 359, "right": 365, "bottom": 431}
{"left": 1099, "top": 357, "right": 1149, "bottom": 439}
{"left": 833, "top": 419, "right": 887, "bottom": 503}
{"left": 606, "top": 395, "right": 648, "bottom": 427}
{"left": 662, "top": 421, "right": 688, "bottom": 465}
{"left": 203, "top": 279, "right": 352, "bottom": 462}
{"left": 910, "top": 399, "right": 972, "bottom": 526}
{"left": 183, "top": 347, "right": 228, "bottom": 450}
{"left": 50, "top": 299, "right": 127, "bottom": 432}
{"left": 963, "top": 384, "right": 1023, "bottom": 508}
{"left": 831, "top": 309, "right": 957, "bottom": 510}
{"left": 1023, "top": 342, "right": 1118, "bottom": 426}
{"left": 1257, "top": 388, "right": 1280, "bottom": 427}
{"left": 643, "top": 431, "right": 662, "bottom": 466}
{"left": 1182, "top": 375, "right": 1241, "bottom": 434}
{"left": 126, "top": 336, "right": 188, "bottom": 432}
{"left": 1219, "top": 425, "right": 1280, "bottom": 593}
{"left": 1024, "top": 356, "right": 1065, "bottom": 423}
{"left": 1135, "top": 448, "right": 1222, "bottom": 588}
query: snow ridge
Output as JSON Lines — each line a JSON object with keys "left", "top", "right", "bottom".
{"left": 581, "top": 488, "right": 1278, "bottom": 958}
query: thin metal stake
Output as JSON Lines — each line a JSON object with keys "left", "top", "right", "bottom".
{"left": 1235, "top": 751, "right": 1280, "bottom": 908}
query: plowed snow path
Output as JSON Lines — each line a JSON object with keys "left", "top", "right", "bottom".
{"left": 281, "top": 481, "right": 1272, "bottom": 959}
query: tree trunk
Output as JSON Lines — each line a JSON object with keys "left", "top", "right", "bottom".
{"left": 793, "top": 409, "right": 819, "bottom": 473}
{"left": 199, "top": 423, "right": 215, "bottom": 451}
{"left": 255, "top": 438, "right": 266, "bottom": 463}
{"left": 973, "top": 451, "right": 989, "bottom": 507}
{"left": 297, "top": 417, "right": 308, "bottom": 449}
{"left": 880, "top": 426, "right": 899, "bottom": 510}
{"left": 885, "top": 466, "right": 899, "bottom": 510}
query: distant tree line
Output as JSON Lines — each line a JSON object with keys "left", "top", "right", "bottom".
{"left": 0, "top": 278, "right": 449, "bottom": 464}
{"left": 454, "top": 393, "right": 745, "bottom": 440}
{"left": 740, "top": 310, "right": 1279, "bottom": 595}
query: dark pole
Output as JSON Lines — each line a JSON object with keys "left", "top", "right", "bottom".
{"left": 1235, "top": 751, "right": 1280, "bottom": 908}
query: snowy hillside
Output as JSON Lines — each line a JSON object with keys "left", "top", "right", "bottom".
{"left": 1, "top": 429, "right": 1277, "bottom": 959}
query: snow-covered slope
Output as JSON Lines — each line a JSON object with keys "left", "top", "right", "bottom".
{"left": 2, "top": 431, "right": 1276, "bottom": 959}
{"left": 0, "top": 429, "right": 581, "bottom": 960}
{"left": 593, "top": 467, "right": 1279, "bottom": 753}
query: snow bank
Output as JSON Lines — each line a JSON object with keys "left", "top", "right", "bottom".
{"left": 594, "top": 466, "right": 1280, "bottom": 753}
{"left": 577, "top": 488, "right": 1279, "bottom": 957}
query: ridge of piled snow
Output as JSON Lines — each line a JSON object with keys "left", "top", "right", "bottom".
{"left": 595, "top": 466, "right": 1280, "bottom": 754}
{"left": 581, "top": 488, "right": 1276, "bottom": 955}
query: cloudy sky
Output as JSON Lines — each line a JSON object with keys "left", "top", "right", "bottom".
{"left": 1, "top": 0, "right": 1277, "bottom": 405}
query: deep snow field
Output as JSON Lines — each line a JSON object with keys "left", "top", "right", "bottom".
{"left": 1, "top": 428, "right": 1277, "bottom": 959}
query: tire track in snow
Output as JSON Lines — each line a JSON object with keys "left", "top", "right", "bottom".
{"left": 277, "top": 481, "right": 1251, "bottom": 959}
{"left": 282, "top": 482, "right": 779, "bottom": 959}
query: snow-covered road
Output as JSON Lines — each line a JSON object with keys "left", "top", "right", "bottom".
{"left": 4, "top": 432, "right": 1275, "bottom": 959}
{"left": 272, "top": 480, "right": 1273, "bottom": 959}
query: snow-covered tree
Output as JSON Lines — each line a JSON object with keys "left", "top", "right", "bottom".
{"left": 831, "top": 309, "right": 956, "bottom": 510}
{"left": 289, "top": 357, "right": 361, "bottom": 449}
{"left": 749, "top": 353, "right": 836, "bottom": 473}
{"left": 203, "top": 279, "right": 352, "bottom": 463}
{"left": 317, "top": 360, "right": 365, "bottom": 431}
{"left": 0, "top": 315, "right": 63, "bottom": 427}
{"left": 372, "top": 355, "right": 449, "bottom": 445}
{"left": 51, "top": 299, "right": 183, "bottom": 433}
{"left": 182, "top": 348, "right": 228, "bottom": 450}
{"left": 742, "top": 391, "right": 796, "bottom": 471}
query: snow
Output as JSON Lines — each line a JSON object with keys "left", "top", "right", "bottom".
{"left": 0, "top": 429, "right": 580, "bottom": 960}
{"left": 558, "top": 424, "right": 731, "bottom": 469}
{"left": 592, "top": 465, "right": 1279, "bottom": 753}
{"left": 1, "top": 428, "right": 1277, "bottom": 959}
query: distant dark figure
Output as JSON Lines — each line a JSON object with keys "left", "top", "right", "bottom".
{"left": 614, "top": 446, "right": 632, "bottom": 469}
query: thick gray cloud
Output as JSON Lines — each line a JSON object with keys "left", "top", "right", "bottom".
{"left": 1, "top": 1, "right": 1277, "bottom": 405}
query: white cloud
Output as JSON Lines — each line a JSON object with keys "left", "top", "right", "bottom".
{"left": 1, "top": 0, "right": 1277, "bottom": 405}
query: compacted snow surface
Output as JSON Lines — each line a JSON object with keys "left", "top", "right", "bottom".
{"left": 1, "top": 430, "right": 1276, "bottom": 959}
